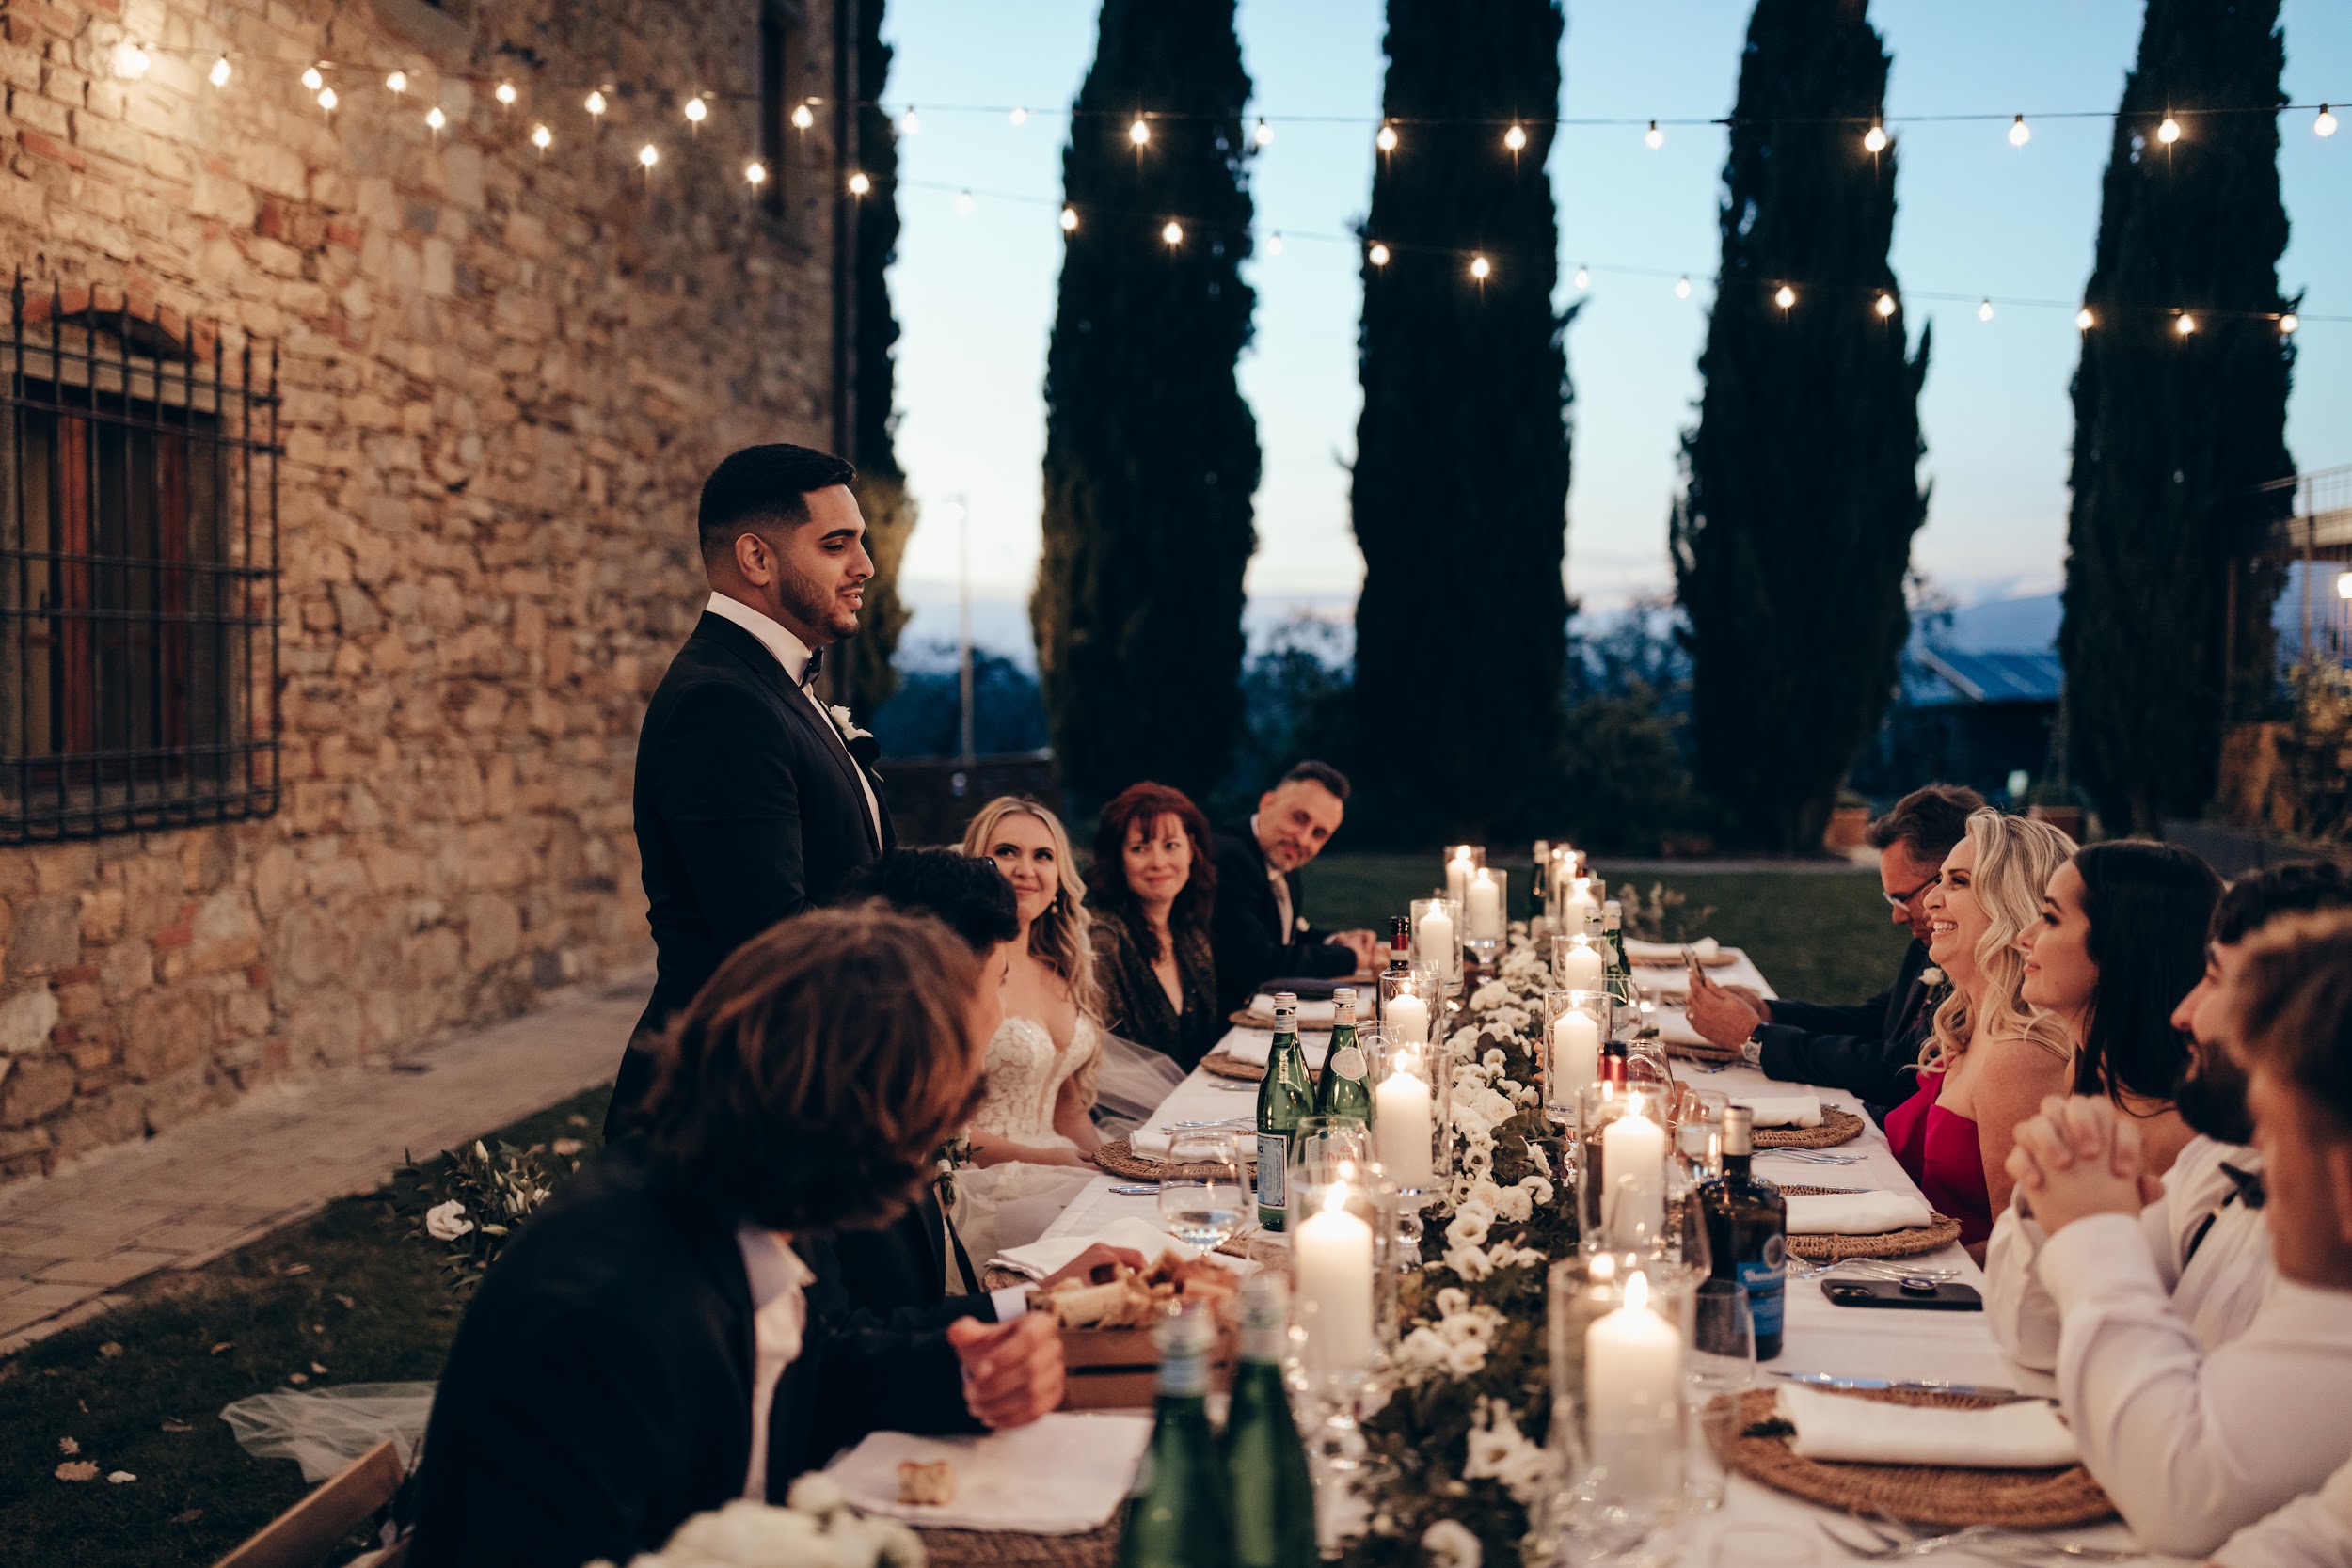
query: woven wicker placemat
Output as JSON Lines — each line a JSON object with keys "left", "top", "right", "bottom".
{"left": 1775, "top": 1183, "right": 1963, "bottom": 1262}
{"left": 1723, "top": 1386, "right": 2113, "bottom": 1528}
{"left": 1754, "top": 1106, "right": 1865, "bottom": 1149}
{"left": 1667, "top": 1039, "right": 1741, "bottom": 1065}
{"left": 917, "top": 1523, "right": 1119, "bottom": 1568}
{"left": 1200, "top": 1051, "right": 1265, "bottom": 1082}
{"left": 1090, "top": 1138, "right": 1255, "bottom": 1183}
{"left": 1228, "top": 1009, "right": 1334, "bottom": 1033}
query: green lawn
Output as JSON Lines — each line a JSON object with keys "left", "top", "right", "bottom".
{"left": 0, "top": 861, "right": 1904, "bottom": 1565}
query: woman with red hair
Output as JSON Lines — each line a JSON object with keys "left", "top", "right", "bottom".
{"left": 1089, "top": 783, "right": 1220, "bottom": 1070}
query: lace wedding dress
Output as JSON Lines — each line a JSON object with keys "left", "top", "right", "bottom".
{"left": 949, "top": 1015, "right": 1105, "bottom": 1269}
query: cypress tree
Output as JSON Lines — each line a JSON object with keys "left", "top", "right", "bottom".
{"left": 2060, "top": 0, "right": 2295, "bottom": 835}
{"left": 1033, "top": 2, "right": 1259, "bottom": 807}
{"left": 844, "top": 0, "right": 914, "bottom": 715}
{"left": 1672, "top": 0, "right": 1928, "bottom": 852}
{"left": 1350, "top": 0, "right": 1570, "bottom": 838}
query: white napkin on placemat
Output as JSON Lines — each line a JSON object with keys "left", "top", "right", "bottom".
{"left": 1216, "top": 1029, "right": 1331, "bottom": 1069}
{"left": 1775, "top": 1385, "right": 2078, "bottom": 1468}
{"left": 1130, "top": 1126, "right": 1250, "bottom": 1161}
{"left": 1625, "top": 937, "right": 1724, "bottom": 964}
{"left": 1251, "top": 994, "right": 1336, "bottom": 1027}
{"left": 990, "top": 1217, "right": 1196, "bottom": 1280}
{"left": 1737, "top": 1094, "right": 1825, "bottom": 1128}
{"left": 1785, "top": 1192, "right": 1935, "bottom": 1235}
{"left": 825, "top": 1412, "right": 1153, "bottom": 1533}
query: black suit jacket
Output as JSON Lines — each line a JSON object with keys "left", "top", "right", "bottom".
{"left": 821, "top": 1186, "right": 998, "bottom": 1333}
{"left": 1210, "top": 824, "right": 1355, "bottom": 1018}
{"left": 609, "top": 611, "right": 894, "bottom": 1130}
{"left": 1755, "top": 938, "right": 1941, "bottom": 1110}
{"left": 405, "top": 1142, "right": 968, "bottom": 1568}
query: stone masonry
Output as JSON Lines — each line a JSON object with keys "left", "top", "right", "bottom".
{"left": 0, "top": 0, "right": 842, "bottom": 1180}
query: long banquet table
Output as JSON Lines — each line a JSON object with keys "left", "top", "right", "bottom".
{"left": 1022, "top": 973, "right": 2184, "bottom": 1564}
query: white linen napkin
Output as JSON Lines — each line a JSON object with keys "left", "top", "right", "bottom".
{"left": 1736, "top": 1094, "right": 1824, "bottom": 1128}
{"left": 1784, "top": 1192, "right": 1935, "bottom": 1235}
{"left": 1774, "top": 1385, "right": 2079, "bottom": 1468}
{"left": 1624, "top": 936, "right": 1724, "bottom": 965}
{"left": 1250, "top": 994, "right": 1336, "bottom": 1026}
{"left": 824, "top": 1412, "right": 1153, "bottom": 1533}
{"left": 1216, "top": 1029, "right": 1330, "bottom": 1069}
{"left": 990, "top": 1217, "right": 1197, "bottom": 1280}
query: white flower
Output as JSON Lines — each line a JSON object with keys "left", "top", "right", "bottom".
{"left": 1470, "top": 979, "right": 1513, "bottom": 1012}
{"left": 1461, "top": 1399, "right": 1555, "bottom": 1507}
{"left": 1422, "top": 1518, "right": 1484, "bottom": 1568}
{"left": 1443, "top": 1333, "right": 1492, "bottom": 1374}
{"left": 1434, "top": 1287, "right": 1470, "bottom": 1318}
{"left": 1444, "top": 1204, "right": 1493, "bottom": 1251}
{"left": 1490, "top": 1183, "right": 1534, "bottom": 1224}
{"left": 424, "top": 1200, "right": 474, "bottom": 1242}
{"left": 1518, "top": 1173, "right": 1555, "bottom": 1208}
{"left": 786, "top": 1473, "right": 849, "bottom": 1520}
{"left": 827, "top": 704, "right": 872, "bottom": 745}
{"left": 1920, "top": 966, "right": 1947, "bottom": 988}
{"left": 473, "top": 1141, "right": 489, "bottom": 1161}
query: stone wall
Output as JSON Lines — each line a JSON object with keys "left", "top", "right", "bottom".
{"left": 0, "top": 0, "right": 843, "bottom": 1180}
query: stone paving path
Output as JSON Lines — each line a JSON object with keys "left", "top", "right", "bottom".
{"left": 0, "top": 970, "right": 647, "bottom": 1355}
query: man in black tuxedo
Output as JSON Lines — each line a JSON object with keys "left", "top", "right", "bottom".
{"left": 1211, "top": 761, "right": 1381, "bottom": 1018}
{"left": 608, "top": 443, "right": 893, "bottom": 1133}
{"left": 1685, "top": 783, "right": 1985, "bottom": 1110}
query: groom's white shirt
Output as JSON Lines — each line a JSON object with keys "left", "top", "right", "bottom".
{"left": 705, "top": 591, "right": 882, "bottom": 847}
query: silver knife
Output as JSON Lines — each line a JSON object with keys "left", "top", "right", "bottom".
{"left": 1770, "top": 1371, "right": 2050, "bottom": 1404}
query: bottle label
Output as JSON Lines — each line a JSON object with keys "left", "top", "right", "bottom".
{"left": 1327, "top": 1044, "right": 1365, "bottom": 1082}
{"left": 1257, "top": 1133, "right": 1288, "bottom": 1213}
{"left": 1159, "top": 1346, "right": 1209, "bottom": 1399}
{"left": 1737, "top": 1246, "right": 1787, "bottom": 1339}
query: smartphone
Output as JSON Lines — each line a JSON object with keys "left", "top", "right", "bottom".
{"left": 1821, "top": 1276, "right": 1983, "bottom": 1311}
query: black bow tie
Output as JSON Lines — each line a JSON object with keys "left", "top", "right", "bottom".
{"left": 799, "top": 646, "right": 823, "bottom": 691}
{"left": 2220, "top": 1162, "right": 2266, "bottom": 1210}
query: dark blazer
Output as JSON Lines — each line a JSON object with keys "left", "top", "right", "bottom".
{"left": 1092, "top": 913, "right": 1220, "bottom": 1072}
{"left": 608, "top": 611, "right": 894, "bottom": 1131}
{"left": 1755, "top": 938, "right": 1943, "bottom": 1110}
{"left": 822, "top": 1185, "right": 998, "bottom": 1333}
{"left": 405, "top": 1142, "right": 969, "bottom": 1568}
{"left": 1209, "top": 824, "right": 1356, "bottom": 1018}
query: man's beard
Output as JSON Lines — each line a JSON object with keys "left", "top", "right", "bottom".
{"left": 776, "top": 557, "right": 855, "bottom": 639}
{"left": 2174, "top": 1049, "right": 2256, "bottom": 1147}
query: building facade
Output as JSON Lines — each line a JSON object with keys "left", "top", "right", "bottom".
{"left": 0, "top": 0, "right": 848, "bottom": 1180}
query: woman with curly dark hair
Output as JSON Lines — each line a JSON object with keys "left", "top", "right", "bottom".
{"left": 1089, "top": 781, "right": 1220, "bottom": 1071}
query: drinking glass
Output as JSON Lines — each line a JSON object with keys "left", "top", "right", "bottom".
{"left": 1158, "top": 1131, "right": 1248, "bottom": 1250}
{"left": 1686, "top": 1279, "right": 1757, "bottom": 1514}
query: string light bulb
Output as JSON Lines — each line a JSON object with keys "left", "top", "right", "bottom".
{"left": 685, "top": 96, "right": 707, "bottom": 127}
{"left": 317, "top": 86, "right": 338, "bottom": 112}
{"left": 2076, "top": 307, "right": 2096, "bottom": 331}
{"left": 1645, "top": 119, "right": 1664, "bottom": 150}
{"left": 2157, "top": 115, "right": 2182, "bottom": 144}
{"left": 899, "top": 106, "right": 920, "bottom": 135}
{"left": 1504, "top": 122, "right": 1527, "bottom": 152}
{"left": 496, "top": 81, "right": 517, "bottom": 107}
{"left": 1129, "top": 116, "right": 1151, "bottom": 146}
{"left": 790, "top": 102, "right": 815, "bottom": 132}
{"left": 1368, "top": 242, "right": 1391, "bottom": 267}
{"left": 112, "top": 38, "right": 151, "bottom": 79}
{"left": 2174, "top": 313, "right": 2197, "bottom": 336}
{"left": 531, "top": 123, "right": 551, "bottom": 152}
{"left": 1470, "top": 254, "right": 1491, "bottom": 281}
{"left": 386, "top": 71, "right": 407, "bottom": 94}
{"left": 1161, "top": 219, "right": 1184, "bottom": 246}
{"left": 1254, "top": 117, "right": 1273, "bottom": 148}
{"left": 1009, "top": 106, "right": 1028, "bottom": 126}
{"left": 424, "top": 105, "right": 446, "bottom": 134}
{"left": 638, "top": 143, "right": 659, "bottom": 171}
{"left": 209, "top": 55, "right": 231, "bottom": 87}
{"left": 955, "top": 189, "right": 975, "bottom": 215}
{"left": 1978, "top": 298, "right": 1994, "bottom": 322}
{"left": 2339, "top": 570, "right": 2352, "bottom": 602}
{"left": 2317, "top": 105, "right": 2339, "bottom": 137}
{"left": 1058, "top": 205, "right": 1078, "bottom": 231}
{"left": 2280, "top": 311, "right": 2299, "bottom": 334}
{"left": 1573, "top": 264, "right": 1590, "bottom": 290}
{"left": 2008, "top": 114, "right": 2030, "bottom": 147}
{"left": 586, "top": 89, "right": 607, "bottom": 118}
{"left": 1875, "top": 293, "right": 1897, "bottom": 318}
{"left": 301, "top": 64, "right": 324, "bottom": 92}
{"left": 1863, "top": 121, "right": 1887, "bottom": 153}
{"left": 1265, "top": 231, "right": 1283, "bottom": 256}
{"left": 1675, "top": 275, "right": 1692, "bottom": 299}
{"left": 1774, "top": 283, "right": 1796, "bottom": 309}
{"left": 847, "top": 170, "right": 871, "bottom": 196}
{"left": 1376, "top": 122, "right": 1399, "bottom": 152}
{"left": 745, "top": 161, "right": 768, "bottom": 187}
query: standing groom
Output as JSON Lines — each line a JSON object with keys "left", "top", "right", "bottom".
{"left": 607, "top": 444, "right": 893, "bottom": 1132}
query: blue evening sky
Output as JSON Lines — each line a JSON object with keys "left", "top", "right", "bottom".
{"left": 879, "top": 1, "right": 2350, "bottom": 654}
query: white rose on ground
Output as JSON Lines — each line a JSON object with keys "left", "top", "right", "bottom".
{"left": 1422, "top": 1517, "right": 1483, "bottom": 1568}
{"left": 425, "top": 1200, "right": 474, "bottom": 1241}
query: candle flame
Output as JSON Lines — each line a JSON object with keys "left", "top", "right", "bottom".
{"left": 1324, "top": 1182, "right": 1350, "bottom": 1214}
{"left": 1624, "top": 1270, "right": 1649, "bottom": 1312}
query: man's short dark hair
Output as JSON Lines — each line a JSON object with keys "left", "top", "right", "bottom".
{"left": 697, "top": 442, "right": 856, "bottom": 561}
{"left": 834, "top": 849, "right": 1019, "bottom": 953}
{"left": 2213, "top": 858, "right": 2352, "bottom": 947}
{"left": 1865, "top": 784, "right": 1987, "bottom": 861}
{"left": 1279, "top": 760, "right": 1351, "bottom": 803}
{"left": 2231, "top": 910, "right": 2352, "bottom": 1133}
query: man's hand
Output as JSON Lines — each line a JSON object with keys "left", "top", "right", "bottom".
{"left": 1682, "top": 968, "right": 1764, "bottom": 1049}
{"left": 1329, "top": 930, "right": 1380, "bottom": 972}
{"left": 1033, "top": 1243, "right": 1148, "bottom": 1292}
{"left": 2004, "top": 1095, "right": 2163, "bottom": 1233}
{"left": 949, "top": 1313, "right": 1064, "bottom": 1430}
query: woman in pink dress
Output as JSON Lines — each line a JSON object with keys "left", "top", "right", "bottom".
{"left": 1883, "top": 808, "right": 2077, "bottom": 1256}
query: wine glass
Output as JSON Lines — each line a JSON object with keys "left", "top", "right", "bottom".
{"left": 1686, "top": 1278, "right": 1757, "bottom": 1514}
{"left": 1158, "top": 1131, "right": 1248, "bottom": 1251}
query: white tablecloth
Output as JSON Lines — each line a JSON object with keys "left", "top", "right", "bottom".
{"left": 1026, "top": 981, "right": 2175, "bottom": 1562}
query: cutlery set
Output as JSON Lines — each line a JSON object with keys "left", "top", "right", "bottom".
{"left": 1819, "top": 1510, "right": 2143, "bottom": 1562}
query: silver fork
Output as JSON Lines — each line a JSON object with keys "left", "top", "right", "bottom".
{"left": 1833, "top": 1513, "right": 2145, "bottom": 1563}
{"left": 1791, "top": 1258, "right": 1962, "bottom": 1281}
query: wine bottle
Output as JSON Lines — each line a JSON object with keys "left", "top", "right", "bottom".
{"left": 1530, "top": 839, "right": 1551, "bottom": 914}
{"left": 1255, "top": 993, "right": 1313, "bottom": 1232}
{"left": 1311, "top": 989, "right": 1371, "bottom": 1123}
{"left": 1116, "top": 1305, "right": 1233, "bottom": 1568}
{"left": 1224, "top": 1275, "right": 1318, "bottom": 1568}
{"left": 1601, "top": 899, "right": 1635, "bottom": 1022}
{"left": 1598, "top": 1038, "right": 1629, "bottom": 1088}
{"left": 1385, "top": 915, "right": 1411, "bottom": 977}
{"left": 1698, "top": 1105, "right": 1788, "bottom": 1360}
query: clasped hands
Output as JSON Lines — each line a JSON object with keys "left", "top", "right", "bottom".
{"left": 946, "top": 1243, "right": 1145, "bottom": 1430}
{"left": 2004, "top": 1094, "right": 2166, "bottom": 1235}
{"left": 1684, "top": 966, "right": 1769, "bottom": 1048}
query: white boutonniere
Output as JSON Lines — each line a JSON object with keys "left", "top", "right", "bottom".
{"left": 826, "top": 704, "right": 870, "bottom": 746}
{"left": 1920, "top": 966, "right": 1947, "bottom": 989}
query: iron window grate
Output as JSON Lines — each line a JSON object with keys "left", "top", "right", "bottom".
{"left": 1, "top": 277, "right": 282, "bottom": 843}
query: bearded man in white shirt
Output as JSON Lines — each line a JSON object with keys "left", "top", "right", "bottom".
{"left": 2000, "top": 904, "right": 2352, "bottom": 1559}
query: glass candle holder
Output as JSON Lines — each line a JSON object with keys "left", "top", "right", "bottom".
{"left": 1369, "top": 1031, "right": 1450, "bottom": 1199}
{"left": 1541, "top": 1253, "right": 1699, "bottom": 1559}
{"left": 1443, "top": 844, "right": 1485, "bottom": 908}
{"left": 1562, "top": 874, "right": 1601, "bottom": 939}
{"left": 1551, "top": 932, "right": 1607, "bottom": 1007}
{"left": 1576, "top": 1081, "right": 1673, "bottom": 1255}
{"left": 1462, "top": 867, "right": 1507, "bottom": 969}
{"left": 1377, "top": 965, "right": 1438, "bottom": 1047}
{"left": 1410, "top": 896, "right": 1462, "bottom": 987}
{"left": 1540, "top": 988, "right": 1606, "bottom": 1129}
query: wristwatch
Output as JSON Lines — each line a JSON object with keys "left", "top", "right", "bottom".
{"left": 1740, "top": 1027, "right": 1765, "bottom": 1068}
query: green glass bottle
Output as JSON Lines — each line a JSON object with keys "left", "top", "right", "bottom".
{"left": 1311, "top": 988, "right": 1372, "bottom": 1124}
{"left": 1224, "top": 1275, "right": 1318, "bottom": 1568}
{"left": 1255, "top": 993, "right": 1313, "bottom": 1232}
{"left": 1116, "top": 1305, "right": 1233, "bottom": 1568}
{"left": 1601, "top": 899, "right": 1635, "bottom": 1022}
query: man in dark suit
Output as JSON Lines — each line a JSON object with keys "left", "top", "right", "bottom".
{"left": 408, "top": 908, "right": 1066, "bottom": 1568}
{"left": 609, "top": 443, "right": 893, "bottom": 1133}
{"left": 1685, "top": 783, "right": 1986, "bottom": 1110}
{"left": 1210, "top": 761, "right": 1381, "bottom": 1018}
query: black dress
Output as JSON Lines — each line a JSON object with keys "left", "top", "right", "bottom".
{"left": 1089, "top": 913, "right": 1220, "bottom": 1072}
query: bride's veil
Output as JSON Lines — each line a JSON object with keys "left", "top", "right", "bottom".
{"left": 1089, "top": 1028, "right": 1189, "bottom": 1140}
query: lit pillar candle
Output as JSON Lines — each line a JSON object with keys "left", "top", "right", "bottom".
{"left": 1386, "top": 987, "right": 1429, "bottom": 1046}
{"left": 1467, "top": 869, "right": 1502, "bottom": 941}
{"left": 1296, "top": 1183, "right": 1375, "bottom": 1374}
{"left": 1600, "top": 1109, "right": 1666, "bottom": 1245}
{"left": 1551, "top": 1007, "right": 1599, "bottom": 1106}
{"left": 1558, "top": 935, "right": 1604, "bottom": 991}
{"left": 1446, "top": 849, "right": 1475, "bottom": 907}
{"left": 1584, "top": 1270, "right": 1684, "bottom": 1497}
{"left": 1375, "top": 1060, "right": 1435, "bottom": 1188}
{"left": 1418, "top": 906, "right": 1454, "bottom": 981}
{"left": 1565, "top": 877, "right": 1599, "bottom": 933}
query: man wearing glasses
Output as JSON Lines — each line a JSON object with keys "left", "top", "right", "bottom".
{"left": 1685, "top": 784, "right": 1984, "bottom": 1113}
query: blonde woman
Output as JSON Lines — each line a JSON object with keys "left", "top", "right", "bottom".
{"left": 1883, "top": 808, "right": 2077, "bottom": 1258}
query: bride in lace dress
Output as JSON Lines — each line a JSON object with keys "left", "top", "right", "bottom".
{"left": 949, "top": 799, "right": 1107, "bottom": 1262}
